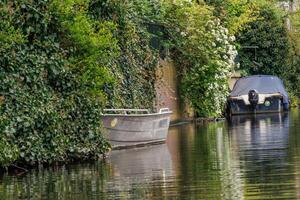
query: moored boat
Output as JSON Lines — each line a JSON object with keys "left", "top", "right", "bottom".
{"left": 227, "top": 75, "right": 289, "bottom": 115}
{"left": 100, "top": 108, "right": 172, "bottom": 144}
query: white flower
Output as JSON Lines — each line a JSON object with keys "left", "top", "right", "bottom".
{"left": 224, "top": 28, "right": 229, "bottom": 34}
{"left": 229, "top": 36, "right": 236, "bottom": 42}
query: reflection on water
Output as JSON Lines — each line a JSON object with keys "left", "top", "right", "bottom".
{"left": 2, "top": 110, "right": 300, "bottom": 199}
{"left": 229, "top": 113, "right": 294, "bottom": 199}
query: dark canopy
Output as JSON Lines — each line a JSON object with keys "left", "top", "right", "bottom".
{"left": 230, "top": 75, "right": 289, "bottom": 103}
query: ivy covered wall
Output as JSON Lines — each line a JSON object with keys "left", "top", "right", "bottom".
{"left": 0, "top": 0, "right": 159, "bottom": 167}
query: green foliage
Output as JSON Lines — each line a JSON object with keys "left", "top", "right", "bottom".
{"left": 205, "top": 0, "right": 260, "bottom": 34}
{"left": 0, "top": 23, "right": 25, "bottom": 48}
{"left": 288, "top": 92, "right": 300, "bottom": 107}
{"left": 160, "top": 1, "right": 238, "bottom": 117}
{"left": 0, "top": 115, "right": 19, "bottom": 166}
{"left": 0, "top": 0, "right": 114, "bottom": 166}
{"left": 88, "top": 0, "right": 240, "bottom": 117}
{"left": 89, "top": 0, "right": 158, "bottom": 109}
{"left": 285, "top": 10, "right": 300, "bottom": 97}
{"left": 3, "top": 0, "right": 300, "bottom": 167}
{"left": 237, "top": 4, "right": 289, "bottom": 75}
{"left": 231, "top": 1, "right": 300, "bottom": 104}
{"left": 0, "top": 0, "right": 160, "bottom": 167}
{"left": 51, "top": 0, "right": 119, "bottom": 97}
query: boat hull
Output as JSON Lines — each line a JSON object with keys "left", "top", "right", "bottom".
{"left": 101, "top": 113, "right": 171, "bottom": 142}
{"left": 228, "top": 96, "right": 287, "bottom": 115}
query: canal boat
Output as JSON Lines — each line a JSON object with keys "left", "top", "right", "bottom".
{"left": 100, "top": 108, "right": 172, "bottom": 145}
{"left": 227, "top": 75, "right": 289, "bottom": 115}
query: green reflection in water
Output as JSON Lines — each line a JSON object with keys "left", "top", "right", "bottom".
{"left": 0, "top": 162, "right": 114, "bottom": 200}
{"left": 174, "top": 122, "right": 243, "bottom": 200}
{"left": 1, "top": 110, "right": 300, "bottom": 199}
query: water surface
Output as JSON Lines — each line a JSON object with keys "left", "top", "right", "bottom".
{"left": 1, "top": 110, "right": 300, "bottom": 199}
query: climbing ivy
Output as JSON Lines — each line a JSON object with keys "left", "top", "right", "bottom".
{"left": 0, "top": 0, "right": 115, "bottom": 166}
{"left": 0, "top": 0, "right": 160, "bottom": 167}
{"left": 89, "top": 0, "right": 159, "bottom": 109}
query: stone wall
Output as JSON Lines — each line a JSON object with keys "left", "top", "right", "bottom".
{"left": 155, "top": 60, "right": 242, "bottom": 121}
{"left": 155, "top": 60, "right": 195, "bottom": 122}
{"left": 155, "top": 60, "right": 181, "bottom": 122}
{"left": 228, "top": 72, "right": 242, "bottom": 91}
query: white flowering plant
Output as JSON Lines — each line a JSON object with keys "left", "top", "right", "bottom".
{"left": 164, "top": 1, "right": 238, "bottom": 117}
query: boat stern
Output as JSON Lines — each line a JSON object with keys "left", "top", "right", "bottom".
{"left": 227, "top": 93, "right": 286, "bottom": 115}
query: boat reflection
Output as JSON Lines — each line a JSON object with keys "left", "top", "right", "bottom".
{"left": 228, "top": 112, "right": 295, "bottom": 199}
{"left": 105, "top": 138, "right": 175, "bottom": 198}
{"left": 228, "top": 112, "right": 289, "bottom": 126}
{"left": 108, "top": 143, "right": 173, "bottom": 178}
{"left": 228, "top": 112, "right": 290, "bottom": 154}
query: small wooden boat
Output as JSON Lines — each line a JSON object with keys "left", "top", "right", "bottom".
{"left": 100, "top": 108, "right": 172, "bottom": 144}
{"left": 227, "top": 75, "right": 289, "bottom": 115}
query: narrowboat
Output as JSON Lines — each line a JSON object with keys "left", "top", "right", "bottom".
{"left": 227, "top": 75, "right": 289, "bottom": 115}
{"left": 100, "top": 108, "right": 172, "bottom": 145}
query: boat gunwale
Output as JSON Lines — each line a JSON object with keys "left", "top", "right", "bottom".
{"left": 104, "top": 126, "right": 169, "bottom": 132}
{"left": 228, "top": 92, "right": 283, "bottom": 99}
{"left": 100, "top": 111, "right": 172, "bottom": 117}
{"left": 230, "top": 110, "right": 284, "bottom": 115}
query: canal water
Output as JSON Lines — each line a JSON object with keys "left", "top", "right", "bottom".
{"left": 1, "top": 110, "right": 300, "bottom": 199}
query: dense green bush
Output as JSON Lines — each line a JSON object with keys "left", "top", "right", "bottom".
{"left": 205, "top": 0, "right": 259, "bottom": 34}
{"left": 90, "top": 0, "right": 240, "bottom": 117}
{"left": 237, "top": 4, "right": 289, "bottom": 75}
{"left": 284, "top": 10, "right": 300, "bottom": 97}
{"left": 0, "top": 0, "right": 116, "bottom": 166}
{"left": 89, "top": 0, "right": 158, "bottom": 109}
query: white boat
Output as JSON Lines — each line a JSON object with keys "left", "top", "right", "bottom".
{"left": 100, "top": 108, "right": 172, "bottom": 144}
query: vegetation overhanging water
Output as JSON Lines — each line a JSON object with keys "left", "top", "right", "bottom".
{"left": 1, "top": 109, "right": 300, "bottom": 199}
{"left": 1, "top": 0, "right": 300, "bottom": 168}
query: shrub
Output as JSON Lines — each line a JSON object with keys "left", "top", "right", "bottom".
{"left": 0, "top": 0, "right": 113, "bottom": 166}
